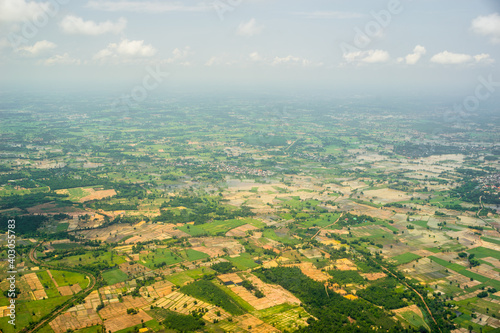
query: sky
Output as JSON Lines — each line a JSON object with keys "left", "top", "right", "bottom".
{"left": 0, "top": 0, "right": 499, "bottom": 97}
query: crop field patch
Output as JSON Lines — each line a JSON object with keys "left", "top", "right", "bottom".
{"left": 102, "top": 269, "right": 129, "bottom": 285}
{"left": 220, "top": 272, "right": 301, "bottom": 310}
{"left": 50, "top": 291, "right": 102, "bottom": 333}
{"left": 283, "top": 262, "right": 330, "bottom": 282}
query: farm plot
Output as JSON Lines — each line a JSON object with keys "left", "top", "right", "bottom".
{"left": 99, "top": 280, "right": 137, "bottom": 304}
{"left": 139, "top": 280, "right": 175, "bottom": 300}
{"left": 393, "top": 304, "right": 430, "bottom": 331}
{"left": 283, "top": 262, "right": 330, "bottom": 282}
{"left": 98, "top": 295, "right": 151, "bottom": 333}
{"left": 399, "top": 258, "right": 451, "bottom": 282}
{"left": 226, "top": 223, "right": 260, "bottom": 237}
{"left": 139, "top": 248, "right": 182, "bottom": 269}
{"left": 119, "top": 262, "right": 152, "bottom": 278}
{"left": 361, "top": 272, "right": 387, "bottom": 281}
{"left": 189, "top": 237, "right": 245, "bottom": 257}
{"left": 219, "top": 272, "right": 301, "bottom": 310}
{"left": 102, "top": 269, "right": 129, "bottom": 285}
{"left": 153, "top": 291, "right": 231, "bottom": 322}
{"left": 50, "top": 291, "right": 102, "bottom": 333}
{"left": 390, "top": 253, "right": 422, "bottom": 265}
{"left": 23, "top": 272, "right": 47, "bottom": 300}
{"left": 258, "top": 303, "right": 312, "bottom": 331}
{"left": 105, "top": 310, "right": 152, "bottom": 333}
{"left": 233, "top": 314, "right": 281, "bottom": 333}
{"left": 50, "top": 269, "right": 88, "bottom": 289}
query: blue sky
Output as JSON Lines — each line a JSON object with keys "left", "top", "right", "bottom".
{"left": 0, "top": 0, "right": 499, "bottom": 95}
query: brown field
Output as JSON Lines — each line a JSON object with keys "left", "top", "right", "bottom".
{"left": 363, "top": 188, "right": 418, "bottom": 205}
{"left": 140, "top": 280, "right": 175, "bottom": 300}
{"left": 119, "top": 262, "right": 152, "bottom": 277}
{"left": 23, "top": 272, "right": 44, "bottom": 291}
{"left": 234, "top": 314, "right": 280, "bottom": 333}
{"left": 283, "top": 262, "right": 330, "bottom": 282}
{"left": 189, "top": 237, "right": 245, "bottom": 257}
{"left": 226, "top": 223, "right": 259, "bottom": 237}
{"left": 219, "top": 273, "right": 301, "bottom": 310}
{"left": 153, "top": 290, "right": 230, "bottom": 321}
{"left": 328, "top": 258, "right": 358, "bottom": 271}
{"left": 105, "top": 310, "right": 152, "bottom": 333}
{"left": 79, "top": 189, "right": 117, "bottom": 202}
{"left": 50, "top": 291, "right": 102, "bottom": 333}
{"left": 77, "top": 222, "right": 189, "bottom": 243}
{"left": 361, "top": 272, "right": 387, "bottom": 281}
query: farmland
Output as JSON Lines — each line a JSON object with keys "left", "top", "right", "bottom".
{"left": 0, "top": 94, "right": 499, "bottom": 333}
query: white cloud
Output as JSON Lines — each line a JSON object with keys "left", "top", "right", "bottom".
{"left": 430, "top": 51, "right": 494, "bottom": 65}
{"left": 165, "top": 47, "right": 192, "bottom": 65}
{"left": 60, "top": 15, "right": 126, "bottom": 35}
{"left": 0, "top": 0, "right": 51, "bottom": 23}
{"left": 397, "top": 45, "right": 426, "bottom": 65}
{"left": 294, "top": 11, "right": 365, "bottom": 19}
{"left": 205, "top": 56, "right": 217, "bottom": 67}
{"left": 0, "top": 37, "right": 10, "bottom": 50}
{"left": 94, "top": 39, "right": 157, "bottom": 60}
{"left": 343, "top": 49, "right": 390, "bottom": 64}
{"left": 18, "top": 40, "right": 56, "bottom": 55}
{"left": 86, "top": 1, "right": 209, "bottom": 13}
{"left": 272, "top": 55, "right": 321, "bottom": 67}
{"left": 42, "top": 53, "right": 81, "bottom": 66}
{"left": 430, "top": 51, "right": 471, "bottom": 64}
{"left": 249, "top": 52, "right": 262, "bottom": 62}
{"left": 473, "top": 53, "right": 494, "bottom": 64}
{"left": 471, "top": 13, "right": 500, "bottom": 44}
{"left": 237, "top": 18, "right": 263, "bottom": 37}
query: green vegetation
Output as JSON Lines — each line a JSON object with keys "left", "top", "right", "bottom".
{"left": 162, "top": 312, "right": 205, "bottom": 332}
{"left": 102, "top": 269, "right": 129, "bottom": 285}
{"left": 180, "top": 280, "right": 245, "bottom": 315}
{"left": 50, "top": 270, "right": 89, "bottom": 289}
{"left": 256, "top": 267, "right": 403, "bottom": 332}
{"left": 391, "top": 253, "right": 422, "bottom": 265}
{"left": 327, "top": 270, "right": 366, "bottom": 285}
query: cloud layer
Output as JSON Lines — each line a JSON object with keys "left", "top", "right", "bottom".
{"left": 471, "top": 13, "right": 500, "bottom": 44}
{"left": 430, "top": 51, "right": 493, "bottom": 65}
{"left": 237, "top": 19, "right": 264, "bottom": 37}
{"left": 60, "top": 16, "right": 127, "bottom": 35}
{"left": 94, "top": 39, "right": 157, "bottom": 61}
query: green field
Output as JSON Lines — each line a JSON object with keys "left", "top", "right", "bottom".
{"left": 55, "top": 222, "right": 69, "bottom": 232}
{"left": 397, "top": 310, "right": 430, "bottom": 331}
{"left": 482, "top": 237, "right": 500, "bottom": 246}
{"left": 263, "top": 229, "right": 300, "bottom": 246}
{"left": 226, "top": 253, "right": 259, "bottom": 270}
{"left": 179, "top": 218, "right": 265, "bottom": 236}
{"left": 409, "top": 220, "right": 429, "bottom": 228}
{"left": 140, "top": 249, "right": 182, "bottom": 269}
{"left": 258, "top": 303, "right": 311, "bottom": 331}
{"left": 391, "top": 253, "right": 422, "bottom": 265}
{"left": 51, "top": 242, "right": 81, "bottom": 250}
{"left": 50, "top": 270, "right": 89, "bottom": 289}
{"left": 428, "top": 256, "right": 467, "bottom": 272}
{"left": 54, "top": 251, "right": 126, "bottom": 267}
{"left": 64, "top": 187, "right": 93, "bottom": 201}
{"left": 166, "top": 267, "right": 215, "bottom": 286}
{"left": 184, "top": 248, "right": 210, "bottom": 261}
{"left": 102, "top": 269, "right": 129, "bottom": 285}
{"left": 468, "top": 247, "right": 500, "bottom": 259}
{"left": 180, "top": 280, "right": 245, "bottom": 315}
{"left": 0, "top": 296, "right": 71, "bottom": 333}
{"left": 36, "top": 270, "right": 60, "bottom": 297}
